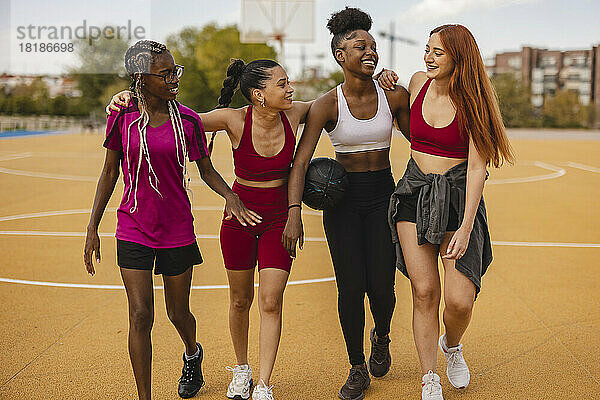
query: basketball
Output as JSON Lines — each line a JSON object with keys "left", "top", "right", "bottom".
{"left": 302, "top": 157, "right": 349, "bottom": 210}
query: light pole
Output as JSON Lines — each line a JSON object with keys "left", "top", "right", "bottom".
{"left": 379, "top": 21, "right": 418, "bottom": 70}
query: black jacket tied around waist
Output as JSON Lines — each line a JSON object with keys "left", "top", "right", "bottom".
{"left": 388, "top": 158, "right": 493, "bottom": 296}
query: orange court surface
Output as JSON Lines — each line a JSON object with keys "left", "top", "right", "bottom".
{"left": 0, "top": 129, "right": 599, "bottom": 399}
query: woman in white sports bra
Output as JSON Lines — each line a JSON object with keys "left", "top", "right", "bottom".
{"left": 282, "top": 7, "right": 410, "bottom": 400}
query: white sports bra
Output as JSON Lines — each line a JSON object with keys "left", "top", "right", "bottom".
{"left": 328, "top": 81, "right": 393, "bottom": 153}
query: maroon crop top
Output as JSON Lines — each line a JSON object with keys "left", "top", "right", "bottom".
{"left": 410, "top": 79, "right": 468, "bottom": 159}
{"left": 233, "top": 105, "right": 295, "bottom": 181}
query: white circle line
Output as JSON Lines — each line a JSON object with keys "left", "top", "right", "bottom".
{"left": 566, "top": 162, "right": 600, "bottom": 173}
{"left": 487, "top": 161, "right": 565, "bottom": 184}
{"left": 0, "top": 276, "right": 336, "bottom": 290}
{"left": 0, "top": 157, "right": 565, "bottom": 186}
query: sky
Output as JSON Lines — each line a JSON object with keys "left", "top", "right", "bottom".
{"left": 1, "top": 0, "right": 599, "bottom": 85}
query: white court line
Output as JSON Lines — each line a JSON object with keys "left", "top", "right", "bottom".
{"left": 0, "top": 230, "right": 598, "bottom": 248}
{"left": 0, "top": 152, "right": 32, "bottom": 162}
{"left": 0, "top": 230, "right": 328, "bottom": 241}
{"left": 23, "top": 151, "right": 102, "bottom": 159}
{"left": 487, "top": 161, "right": 565, "bottom": 184}
{"left": 0, "top": 207, "right": 321, "bottom": 222}
{"left": 0, "top": 154, "right": 564, "bottom": 186}
{"left": 0, "top": 166, "right": 234, "bottom": 185}
{"left": 566, "top": 162, "right": 600, "bottom": 173}
{"left": 0, "top": 276, "right": 336, "bottom": 290}
{"left": 0, "top": 208, "right": 94, "bottom": 222}
{"left": 492, "top": 241, "right": 600, "bottom": 248}
{"left": 1, "top": 237, "right": 598, "bottom": 291}
{"left": 0, "top": 166, "right": 98, "bottom": 182}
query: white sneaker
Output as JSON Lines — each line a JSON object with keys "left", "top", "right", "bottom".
{"left": 438, "top": 334, "right": 470, "bottom": 389}
{"left": 421, "top": 370, "right": 443, "bottom": 400}
{"left": 252, "top": 379, "right": 274, "bottom": 400}
{"left": 226, "top": 364, "right": 253, "bottom": 400}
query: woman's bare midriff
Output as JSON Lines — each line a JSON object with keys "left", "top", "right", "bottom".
{"left": 335, "top": 148, "right": 391, "bottom": 172}
{"left": 235, "top": 177, "right": 288, "bottom": 188}
{"left": 411, "top": 149, "right": 466, "bottom": 175}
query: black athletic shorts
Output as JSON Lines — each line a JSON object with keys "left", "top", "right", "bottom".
{"left": 394, "top": 190, "right": 460, "bottom": 232}
{"left": 116, "top": 239, "right": 203, "bottom": 276}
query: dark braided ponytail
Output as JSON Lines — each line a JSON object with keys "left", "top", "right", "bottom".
{"left": 209, "top": 58, "right": 280, "bottom": 154}
{"left": 217, "top": 59, "right": 246, "bottom": 108}
{"left": 209, "top": 59, "right": 246, "bottom": 154}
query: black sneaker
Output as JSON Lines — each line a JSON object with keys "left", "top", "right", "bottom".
{"left": 338, "top": 363, "right": 370, "bottom": 400}
{"left": 178, "top": 343, "right": 205, "bottom": 398}
{"left": 368, "top": 328, "right": 391, "bottom": 378}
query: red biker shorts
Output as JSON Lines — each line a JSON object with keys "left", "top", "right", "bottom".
{"left": 220, "top": 182, "right": 292, "bottom": 272}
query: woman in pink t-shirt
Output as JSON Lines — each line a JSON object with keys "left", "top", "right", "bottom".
{"left": 83, "top": 41, "right": 259, "bottom": 400}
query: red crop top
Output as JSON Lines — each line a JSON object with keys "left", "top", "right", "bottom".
{"left": 410, "top": 79, "right": 468, "bottom": 159}
{"left": 233, "top": 105, "right": 295, "bottom": 181}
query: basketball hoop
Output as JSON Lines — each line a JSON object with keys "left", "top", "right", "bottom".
{"left": 240, "top": 0, "right": 315, "bottom": 65}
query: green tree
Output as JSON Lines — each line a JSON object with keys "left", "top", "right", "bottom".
{"left": 292, "top": 70, "right": 344, "bottom": 101}
{"left": 166, "top": 24, "right": 277, "bottom": 111}
{"left": 542, "top": 90, "right": 594, "bottom": 128}
{"left": 49, "top": 95, "right": 68, "bottom": 115}
{"left": 491, "top": 73, "right": 537, "bottom": 127}
{"left": 1, "top": 78, "right": 50, "bottom": 115}
{"left": 70, "top": 35, "right": 130, "bottom": 117}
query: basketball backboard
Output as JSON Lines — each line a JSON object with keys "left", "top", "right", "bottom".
{"left": 240, "top": 0, "right": 314, "bottom": 43}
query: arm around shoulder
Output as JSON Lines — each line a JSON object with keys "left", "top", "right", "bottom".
{"left": 408, "top": 71, "right": 428, "bottom": 95}
{"left": 385, "top": 84, "right": 411, "bottom": 141}
{"left": 292, "top": 94, "right": 334, "bottom": 172}
{"left": 198, "top": 107, "right": 239, "bottom": 133}
{"left": 291, "top": 100, "right": 314, "bottom": 124}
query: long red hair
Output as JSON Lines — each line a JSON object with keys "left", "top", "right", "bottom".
{"left": 431, "top": 24, "right": 514, "bottom": 167}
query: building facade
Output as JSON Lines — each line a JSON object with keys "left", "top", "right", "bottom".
{"left": 0, "top": 74, "right": 81, "bottom": 98}
{"left": 487, "top": 45, "right": 600, "bottom": 128}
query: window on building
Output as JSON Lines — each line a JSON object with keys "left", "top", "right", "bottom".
{"left": 580, "top": 95, "right": 590, "bottom": 105}
{"left": 572, "top": 56, "right": 588, "bottom": 67}
{"left": 508, "top": 56, "right": 521, "bottom": 69}
{"left": 541, "top": 56, "right": 557, "bottom": 67}
{"left": 531, "top": 95, "right": 543, "bottom": 107}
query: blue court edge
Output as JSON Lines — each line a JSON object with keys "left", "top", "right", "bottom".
{"left": 0, "top": 130, "right": 71, "bottom": 139}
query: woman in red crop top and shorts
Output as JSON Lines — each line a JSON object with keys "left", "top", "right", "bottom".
{"left": 204, "top": 59, "right": 312, "bottom": 400}
{"left": 108, "top": 58, "right": 311, "bottom": 400}
{"left": 384, "top": 25, "right": 514, "bottom": 400}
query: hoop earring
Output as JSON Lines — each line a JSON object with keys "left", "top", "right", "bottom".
{"left": 260, "top": 98, "right": 265, "bottom": 107}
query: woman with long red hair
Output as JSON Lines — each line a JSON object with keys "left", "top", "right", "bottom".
{"left": 385, "top": 24, "right": 514, "bottom": 400}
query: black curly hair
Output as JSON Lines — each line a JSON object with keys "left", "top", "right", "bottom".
{"left": 326, "top": 7, "right": 373, "bottom": 60}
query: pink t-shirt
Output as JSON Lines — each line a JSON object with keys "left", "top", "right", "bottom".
{"left": 103, "top": 101, "right": 209, "bottom": 248}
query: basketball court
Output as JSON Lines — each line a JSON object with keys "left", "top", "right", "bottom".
{"left": 1, "top": 1, "right": 599, "bottom": 398}
{"left": 0, "top": 128, "right": 599, "bottom": 399}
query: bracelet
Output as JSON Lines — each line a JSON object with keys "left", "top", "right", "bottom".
{"left": 287, "top": 204, "right": 301, "bottom": 210}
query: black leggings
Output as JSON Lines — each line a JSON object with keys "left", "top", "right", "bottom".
{"left": 323, "top": 168, "right": 397, "bottom": 366}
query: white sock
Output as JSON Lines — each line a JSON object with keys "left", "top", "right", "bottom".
{"left": 185, "top": 344, "right": 200, "bottom": 360}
